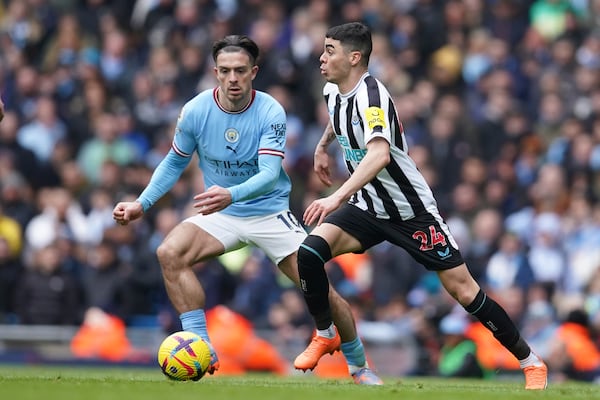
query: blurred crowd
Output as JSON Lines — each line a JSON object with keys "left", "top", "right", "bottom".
{"left": 1, "top": 0, "right": 600, "bottom": 382}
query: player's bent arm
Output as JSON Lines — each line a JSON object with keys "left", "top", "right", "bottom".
{"left": 313, "top": 121, "right": 336, "bottom": 186}
{"left": 136, "top": 149, "right": 192, "bottom": 211}
{"left": 228, "top": 153, "right": 281, "bottom": 202}
{"left": 329, "top": 137, "right": 390, "bottom": 203}
{"left": 315, "top": 121, "right": 336, "bottom": 154}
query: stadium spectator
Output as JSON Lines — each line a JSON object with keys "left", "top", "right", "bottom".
{"left": 97, "top": 29, "right": 137, "bottom": 98}
{"left": 485, "top": 231, "right": 535, "bottom": 292}
{"left": 206, "top": 305, "right": 289, "bottom": 375}
{"left": 16, "top": 95, "right": 67, "bottom": 164}
{"left": 437, "top": 312, "right": 488, "bottom": 379}
{"left": 24, "top": 187, "right": 91, "bottom": 252}
{"left": 39, "top": 12, "right": 97, "bottom": 73}
{"left": 80, "top": 238, "right": 133, "bottom": 320}
{"left": 70, "top": 306, "right": 151, "bottom": 362}
{"left": 526, "top": 212, "right": 567, "bottom": 292}
{"left": 229, "top": 251, "right": 283, "bottom": 327}
{"left": 76, "top": 112, "right": 138, "bottom": 184}
{"left": 0, "top": 201, "right": 22, "bottom": 260}
{"left": 547, "top": 308, "right": 600, "bottom": 382}
{"left": 520, "top": 299, "right": 559, "bottom": 361}
{"left": 0, "top": 236, "right": 21, "bottom": 323}
{"left": 0, "top": 111, "right": 41, "bottom": 191}
{"left": 13, "top": 241, "right": 82, "bottom": 325}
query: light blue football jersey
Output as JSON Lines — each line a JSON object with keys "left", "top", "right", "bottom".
{"left": 172, "top": 88, "right": 291, "bottom": 217}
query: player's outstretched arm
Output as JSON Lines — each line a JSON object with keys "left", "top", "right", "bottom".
{"left": 112, "top": 201, "right": 144, "bottom": 225}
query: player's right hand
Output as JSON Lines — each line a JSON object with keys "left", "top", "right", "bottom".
{"left": 112, "top": 201, "right": 144, "bottom": 225}
{"left": 314, "top": 149, "right": 332, "bottom": 186}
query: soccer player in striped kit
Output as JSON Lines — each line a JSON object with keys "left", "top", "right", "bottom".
{"left": 293, "top": 22, "right": 548, "bottom": 389}
{"left": 113, "top": 34, "right": 378, "bottom": 384}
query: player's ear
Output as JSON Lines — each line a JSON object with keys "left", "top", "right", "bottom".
{"left": 251, "top": 64, "right": 259, "bottom": 79}
{"left": 350, "top": 51, "right": 361, "bottom": 66}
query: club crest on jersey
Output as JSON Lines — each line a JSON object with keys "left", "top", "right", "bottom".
{"left": 225, "top": 128, "right": 240, "bottom": 143}
{"left": 351, "top": 114, "right": 360, "bottom": 125}
{"left": 365, "top": 106, "right": 386, "bottom": 130}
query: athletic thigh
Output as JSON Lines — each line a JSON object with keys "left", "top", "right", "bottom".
{"left": 182, "top": 212, "right": 247, "bottom": 257}
{"left": 161, "top": 219, "right": 226, "bottom": 265}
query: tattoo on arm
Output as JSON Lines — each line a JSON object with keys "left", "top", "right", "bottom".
{"left": 319, "top": 123, "right": 336, "bottom": 148}
{"left": 325, "top": 130, "right": 336, "bottom": 144}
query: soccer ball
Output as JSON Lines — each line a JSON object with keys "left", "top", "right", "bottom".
{"left": 157, "top": 331, "right": 212, "bottom": 381}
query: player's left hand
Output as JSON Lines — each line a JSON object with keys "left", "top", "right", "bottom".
{"left": 193, "top": 186, "right": 232, "bottom": 215}
{"left": 303, "top": 196, "right": 343, "bottom": 226}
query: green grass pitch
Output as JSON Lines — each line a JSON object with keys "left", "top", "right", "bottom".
{"left": 0, "top": 365, "right": 596, "bottom": 400}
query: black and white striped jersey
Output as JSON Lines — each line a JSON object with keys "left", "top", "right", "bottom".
{"left": 323, "top": 72, "right": 439, "bottom": 221}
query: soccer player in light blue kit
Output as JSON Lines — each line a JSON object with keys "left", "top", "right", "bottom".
{"left": 113, "top": 35, "right": 381, "bottom": 383}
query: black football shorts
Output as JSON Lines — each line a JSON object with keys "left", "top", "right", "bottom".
{"left": 324, "top": 203, "right": 464, "bottom": 271}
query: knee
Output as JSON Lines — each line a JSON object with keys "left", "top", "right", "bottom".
{"left": 156, "top": 240, "right": 179, "bottom": 270}
{"left": 440, "top": 266, "right": 480, "bottom": 305}
{"left": 297, "top": 235, "right": 332, "bottom": 271}
{"left": 449, "top": 281, "right": 481, "bottom": 306}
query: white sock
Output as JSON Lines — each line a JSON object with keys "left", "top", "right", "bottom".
{"left": 519, "top": 352, "right": 544, "bottom": 368}
{"left": 316, "top": 323, "right": 336, "bottom": 339}
{"left": 348, "top": 361, "right": 369, "bottom": 375}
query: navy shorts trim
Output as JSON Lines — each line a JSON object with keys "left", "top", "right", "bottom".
{"left": 324, "top": 203, "right": 464, "bottom": 271}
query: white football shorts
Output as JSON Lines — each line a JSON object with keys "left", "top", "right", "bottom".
{"left": 183, "top": 210, "right": 307, "bottom": 265}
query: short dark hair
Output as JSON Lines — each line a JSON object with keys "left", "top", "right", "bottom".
{"left": 212, "top": 35, "right": 259, "bottom": 65}
{"left": 325, "top": 22, "right": 372, "bottom": 66}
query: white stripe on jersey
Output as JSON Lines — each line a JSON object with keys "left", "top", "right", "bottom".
{"left": 323, "top": 73, "right": 438, "bottom": 220}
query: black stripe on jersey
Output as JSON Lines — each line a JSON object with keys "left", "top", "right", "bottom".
{"left": 386, "top": 158, "right": 427, "bottom": 216}
{"left": 365, "top": 76, "right": 381, "bottom": 107}
{"left": 388, "top": 97, "right": 404, "bottom": 151}
{"left": 370, "top": 178, "right": 402, "bottom": 219}
{"left": 333, "top": 94, "right": 341, "bottom": 136}
{"left": 346, "top": 95, "right": 360, "bottom": 148}
{"left": 365, "top": 76, "right": 383, "bottom": 134}
{"left": 360, "top": 187, "right": 375, "bottom": 211}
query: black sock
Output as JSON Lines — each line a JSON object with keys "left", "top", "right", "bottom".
{"left": 297, "top": 235, "right": 332, "bottom": 330}
{"left": 464, "top": 290, "right": 531, "bottom": 360}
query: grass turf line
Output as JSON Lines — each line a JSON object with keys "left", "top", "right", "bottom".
{"left": 0, "top": 365, "right": 595, "bottom": 400}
